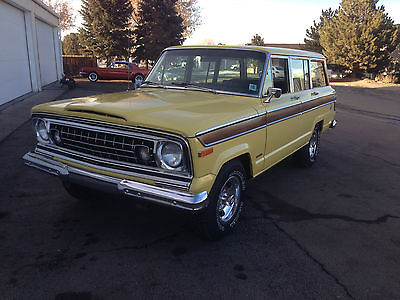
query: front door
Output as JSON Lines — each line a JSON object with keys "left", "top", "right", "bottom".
{"left": 109, "top": 62, "right": 130, "bottom": 80}
{"left": 263, "top": 56, "right": 306, "bottom": 169}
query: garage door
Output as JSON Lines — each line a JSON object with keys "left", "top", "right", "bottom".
{"left": 0, "top": 1, "right": 32, "bottom": 106}
{"left": 36, "top": 19, "right": 57, "bottom": 86}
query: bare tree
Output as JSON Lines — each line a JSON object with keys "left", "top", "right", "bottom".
{"left": 43, "top": 0, "right": 75, "bottom": 31}
{"left": 175, "top": 0, "right": 201, "bottom": 38}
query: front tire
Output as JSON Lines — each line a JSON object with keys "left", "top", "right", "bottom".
{"left": 294, "top": 124, "right": 321, "bottom": 167}
{"left": 88, "top": 72, "right": 98, "bottom": 82}
{"left": 198, "top": 160, "right": 246, "bottom": 240}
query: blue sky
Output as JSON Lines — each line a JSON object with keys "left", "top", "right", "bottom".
{"left": 67, "top": 0, "right": 400, "bottom": 44}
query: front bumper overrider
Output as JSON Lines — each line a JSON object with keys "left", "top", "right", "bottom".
{"left": 23, "top": 151, "right": 208, "bottom": 211}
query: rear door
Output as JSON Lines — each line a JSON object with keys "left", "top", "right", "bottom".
{"left": 301, "top": 60, "right": 334, "bottom": 131}
{"left": 289, "top": 57, "right": 313, "bottom": 138}
{"left": 264, "top": 56, "right": 304, "bottom": 168}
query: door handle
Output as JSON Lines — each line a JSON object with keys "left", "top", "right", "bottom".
{"left": 311, "top": 91, "right": 319, "bottom": 96}
{"left": 290, "top": 96, "right": 300, "bottom": 100}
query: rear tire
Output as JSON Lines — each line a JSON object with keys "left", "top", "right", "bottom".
{"left": 197, "top": 160, "right": 246, "bottom": 240}
{"left": 294, "top": 124, "right": 321, "bottom": 167}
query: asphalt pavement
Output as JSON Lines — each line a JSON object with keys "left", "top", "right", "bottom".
{"left": 0, "top": 79, "right": 399, "bottom": 299}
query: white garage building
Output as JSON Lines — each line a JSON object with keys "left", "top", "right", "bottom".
{"left": 0, "top": 0, "right": 62, "bottom": 106}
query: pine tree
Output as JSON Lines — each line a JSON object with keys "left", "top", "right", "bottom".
{"left": 131, "top": 0, "right": 201, "bottom": 38}
{"left": 319, "top": 0, "right": 399, "bottom": 75}
{"left": 134, "top": 0, "right": 184, "bottom": 65}
{"left": 251, "top": 34, "right": 264, "bottom": 46}
{"left": 62, "top": 33, "right": 84, "bottom": 55}
{"left": 79, "top": 0, "right": 133, "bottom": 63}
{"left": 303, "top": 8, "right": 336, "bottom": 53}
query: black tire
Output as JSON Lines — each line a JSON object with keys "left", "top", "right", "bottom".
{"left": 62, "top": 181, "right": 107, "bottom": 202}
{"left": 133, "top": 73, "right": 144, "bottom": 85}
{"left": 88, "top": 72, "right": 98, "bottom": 82}
{"left": 197, "top": 160, "right": 247, "bottom": 240}
{"left": 294, "top": 124, "right": 321, "bottom": 167}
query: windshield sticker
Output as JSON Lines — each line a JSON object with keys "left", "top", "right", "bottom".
{"left": 249, "top": 84, "right": 257, "bottom": 92}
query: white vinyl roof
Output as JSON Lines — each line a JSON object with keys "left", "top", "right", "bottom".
{"left": 168, "top": 45, "right": 325, "bottom": 59}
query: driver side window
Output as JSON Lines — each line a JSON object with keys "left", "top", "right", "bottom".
{"left": 271, "top": 57, "right": 290, "bottom": 94}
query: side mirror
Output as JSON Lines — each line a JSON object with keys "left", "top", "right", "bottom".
{"left": 263, "top": 87, "right": 282, "bottom": 103}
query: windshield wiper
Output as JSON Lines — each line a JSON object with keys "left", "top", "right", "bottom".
{"left": 170, "top": 82, "right": 217, "bottom": 94}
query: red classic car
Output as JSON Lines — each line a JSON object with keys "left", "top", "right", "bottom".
{"left": 80, "top": 61, "right": 150, "bottom": 84}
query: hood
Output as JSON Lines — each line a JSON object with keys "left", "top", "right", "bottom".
{"left": 32, "top": 88, "right": 262, "bottom": 137}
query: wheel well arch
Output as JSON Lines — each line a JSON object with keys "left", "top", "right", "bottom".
{"left": 218, "top": 153, "right": 253, "bottom": 180}
{"left": 315, "top": 120, "right": 324, "bottom": 131}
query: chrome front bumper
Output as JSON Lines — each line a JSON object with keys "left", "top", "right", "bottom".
{"left": 23, "top": 151, "right": 208, "bottom": 211}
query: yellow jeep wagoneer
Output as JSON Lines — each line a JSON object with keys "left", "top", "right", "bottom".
{"left": 24, "top": 46, "right": 336, "bottom": 239}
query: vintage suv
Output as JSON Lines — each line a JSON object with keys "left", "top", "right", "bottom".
{"left": 23, "top": 46, "right": 336, "bottom": 239}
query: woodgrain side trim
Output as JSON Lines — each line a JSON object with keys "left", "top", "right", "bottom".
{"left": 197, "top": 94, "right": 336, "bottom": 146}
{"left": 197, "top": 114, "right": 267, "bottom": 146}
{"left": 267, "top": 94, "right": 336, "bottom": 125}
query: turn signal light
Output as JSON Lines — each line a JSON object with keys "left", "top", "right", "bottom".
{"left": 198, "top": 148, "right": 213, "bottom": 157}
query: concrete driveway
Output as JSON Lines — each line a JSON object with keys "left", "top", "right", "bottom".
{"left": 0, "top": 79, "right": 399, "bottom": 299}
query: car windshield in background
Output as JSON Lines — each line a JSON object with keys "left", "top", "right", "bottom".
{"left": 145, "top": 49, "right": 266, "bottom": 96}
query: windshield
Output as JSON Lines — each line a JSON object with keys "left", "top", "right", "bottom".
{"left": 145, "top": 49, "right": 267, "bottom": 96}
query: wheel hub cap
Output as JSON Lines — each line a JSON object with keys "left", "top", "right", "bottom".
{"left": 217, "top": 175, "right": 241, "bottom": 223}
{"left": 309, "top": 132, "right": 317, "bottom": 158}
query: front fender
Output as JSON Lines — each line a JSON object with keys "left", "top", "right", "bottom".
{"left": 188, "top": 127, "right": 266, "bottom": 180}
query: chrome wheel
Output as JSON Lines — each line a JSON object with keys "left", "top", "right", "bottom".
{"left": 88, "top": 72, "right": 98, "bottom": 82}
{"left": 294, "top": 125, "right": 321, "bottom": 167}
{"left": 134, "top": 74, "right": 144, "bottom": 86}
{"left": 217, "top": 175, "right": 241, "bottom": 224}
{"left": 309, "top": 131, "right": 318, "bottom": 158}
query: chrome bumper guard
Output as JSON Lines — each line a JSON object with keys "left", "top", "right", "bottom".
{"left": 23, "top": 151, "right": 208, "bottom": 211}
{"left": 330, "top": 119, "right": 337, "bottom": 128}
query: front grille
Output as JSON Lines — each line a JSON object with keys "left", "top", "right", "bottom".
{"left": 49, "top": 123, "right": 156, "bottom": 167}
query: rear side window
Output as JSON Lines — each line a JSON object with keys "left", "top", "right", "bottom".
{"left": 311, "top": 61, "right": 327, "bottom": 87}
{"left": 271, "top": 58, "right": 290, "bottom": 94}
{"left": 292, "top": 59, "right": 310, "bottom": 92}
